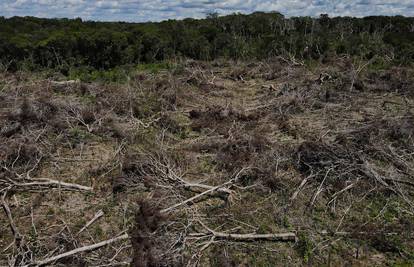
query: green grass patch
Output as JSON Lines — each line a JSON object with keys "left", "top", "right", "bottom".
{"left": 68, "top": 65, "right": 134, "bottom": 83}
{"left": 136, "top": 62, "right": 174, "bottom": 73}
{"left": 67, "top": 127, "right": 95, "bottom": 143}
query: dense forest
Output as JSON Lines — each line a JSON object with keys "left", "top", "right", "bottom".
{"left": 1, "top": 12, "right": 414, "bottom": 72}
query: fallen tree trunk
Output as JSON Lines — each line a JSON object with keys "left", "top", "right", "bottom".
{"left": 50, "top": 80, "right": 80, "bottom": 88}
{"left": 29, "top": 233, "right": 129, "bottom": 266}
{"left": 12, "top": 178, "right": 92, "bottom": 192}
{"left": 196, "top": 220, "right": 297, "bottom": 242}
{"left": 207, "top": 232, "right": 297, "bottom": 242}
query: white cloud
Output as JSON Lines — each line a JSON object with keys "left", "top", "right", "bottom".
{"left": 0, "top": 0, "right": 413, "bottom": 22}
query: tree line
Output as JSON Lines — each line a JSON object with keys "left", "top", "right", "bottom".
{"left": 0, "top": 12, "right": 413, "bottom": 72}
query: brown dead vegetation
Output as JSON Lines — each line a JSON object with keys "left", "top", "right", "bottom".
{"left": 189, "top": 105, "right": 258, "bottom": 135}
{"left": 1, "top": 59, "right": 414, "bottom": 266}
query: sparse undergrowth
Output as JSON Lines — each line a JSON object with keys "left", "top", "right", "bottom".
{"left": 1, "top": 58, "right": 414, "bottom": 266}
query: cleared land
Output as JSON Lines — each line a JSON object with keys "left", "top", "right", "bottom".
{"left": 1, "top": 58, "right": 414, "bottom": 266}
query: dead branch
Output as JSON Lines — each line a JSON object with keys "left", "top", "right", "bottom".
{"left": 180, "top": 180, "right": 233, "bottom": 196}
{"left": 160, "top": 180, "right": 233, "bottom": 214}
{"left": 28, "top": 233, "right": 129, "bottom": 267}
{"left": 50, "top": 79, "right": 80, "bottom": 88}
{"left": 1, "top": 190, "right": 32, "bottom": 266}
{"left": 148, "top": 154, "right": 233, "bottom": 197}
{"left": 328, "top": 180, "right": 360, "bottom": 204}
{"left": 382, "top": 177, "right": 414, "bottom": 188}
{"left": 310, "top": 168, "right": 331, "bottom": 207}
{"left": 1, "top": 190, "right": 23, "bottom": 248}
{"left": 290, "top": 173, "right": 315, "bottom": 201}
{"left": 203, "top": 231, "right": 297, "bottom": 242}
{"left": 77, "top": 210, "right": 104, "bottom": 235}
{"left": 160, "top": 168, "right": 248, "bottom": 213}
{"left": 195, "top": 221, "right": 297, "bottom": 242}
{"left": 9, "top": 177, "right": 92, "bottom": 192}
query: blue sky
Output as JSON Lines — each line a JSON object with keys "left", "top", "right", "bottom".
{"left": 1, "top": 0, "right": 414, "bottom": 22}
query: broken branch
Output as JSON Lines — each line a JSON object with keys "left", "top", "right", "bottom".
{"left": 29, "top": 233, "right": 129, "bottom": 266}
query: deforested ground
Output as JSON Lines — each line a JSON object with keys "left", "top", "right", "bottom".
{"left": 1, "top": 58, "right": 414, "bottom": 266}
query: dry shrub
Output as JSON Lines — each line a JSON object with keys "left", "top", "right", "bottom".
{"left": 85, "top": 84, "right": 142, "bottom": 117}
{"left": 385, "top": 115, "right": 414, "bottom": 148}
{"left": 352, "top": 78, "right": 365, "bottom": 91}
{"left": 247, "top": 58, "right": 289, "bottom": 80}
{"left": 0, "top": 121, "right": 21, "bottom": 137}
{"left": 99, "top": 86, "right": 136, "bottom": 116}
{"left": 53, "top": 231, "right": 86, "bottom": 266}
{"left": 346, "top": 217, "right": 414, "bottom": 256}
{"left": 264, "top": 83, "right": 327, "bottom": 116}
{"left": 190, "top": 105, "right": 256, "bottom": 133}
{"left": 273, "top": 115, "right": 298, "bottom": 138}
{"left": 294, "top": 141, "right": 367, "bottom": 194}
{"left": 50, "top": 80, "right": 81, "bottom": 95}
{"left": 133, "top": 73, "right": 149, "bottom": 82}
{"left": 227, "top": 61, "right": 280, "bottom": 80}
{"left": 113, "top": 152, "right": 155, "bottom": 193}
{"left": 228, "top": 66, "right": 249, "bottom": 81}
{"left": 108, "top": 78, "right": 178, "bottom": 118}
{"left": 335, "top": 115, "right": 414, "bottom": 152}
{"left": 239, "top": 160, "right": 282, "bottom": 191}
{"left": 149, "top": 76, "right": 181, "bottom": 111}
{"left": 183, "top": 67, "right": 226, "bottom": 91}
{"left": 215, "top": 131, "right": 291, "bottom": 191}
{"left": 79, "top": 106, "right": 98, "bottom": 124}
{"left": 0, "top": 138, "right": 41, "bottom": 170}
{"left": 7, "top": 97, "right": 57, "bottom": 126}
{"left": 254, "top": 148, "right": 295, "bottom": 191}
{"left": 216, "top": 132, "right": 270, "bottom": 172}
{"left": 156, "top": 113, "right": 186, "bottom": 135}
{"left": 294, "top": 113, "right": 414, "bottom": 201}
{"left": 261, "top": 63, "right": 283, "bottom": 80}
{"left": 199, "top": 81, "right": 226, "bottom": 91}
{"left": 185, "top": 70, "right": 208, "bottom": 87}
{"left": 95, "top": 117, "right": 130, "bottom": 140}
{"left": 183, "top": 60, "right": 210, "bottom": 69}
{"left": 77, "top": 82, "right": 91, "bottom": 96}
{"left": 112, "top": 148, "right": 182, "bottom": 194}
{"left": 326, "top": 64, "right": 414, "bottom": 96}
{"left": 295, "top": 141, "right": 359, "bottom": 174}
{"left": 159, "top": 87, "right": 178, "bottom": 111}
{"left": 211, "top": 245, "right": 237, "bottom": 267}
{"left": 276, "top": 91, "right": 307, "bottom": 114}
{"left": 364, "top": 67, "right": 414, "bottom": 95}
{"left": 186, "top": 137, "right": 228, "bottom": 153}
{"left": 1, "top": 95, "right": 67, "bottom": 138}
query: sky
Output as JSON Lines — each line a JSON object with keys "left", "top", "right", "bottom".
{"left": 1, "top": 0, "right": 414, "bottom": 22}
